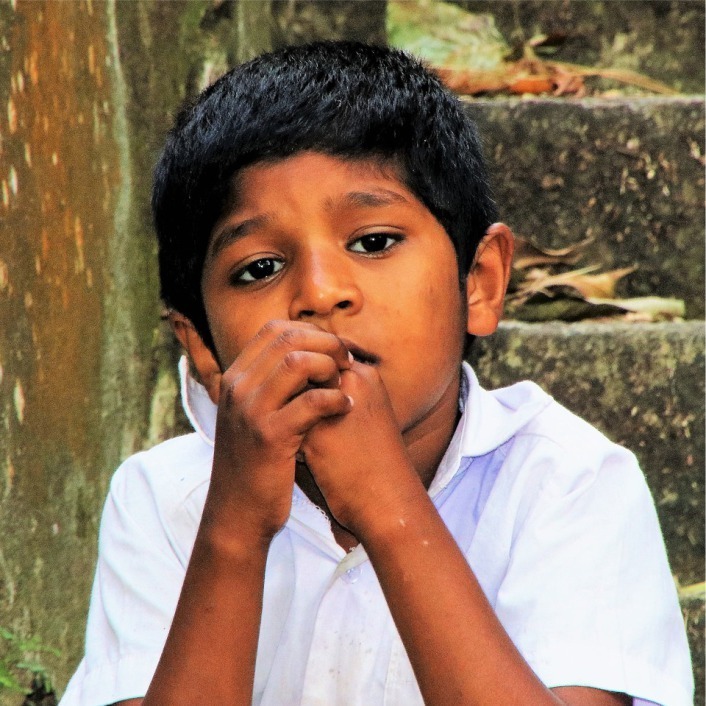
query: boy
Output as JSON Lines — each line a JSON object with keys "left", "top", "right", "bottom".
{"left": 60, "top": 42, "right": 693, "bottom": 706}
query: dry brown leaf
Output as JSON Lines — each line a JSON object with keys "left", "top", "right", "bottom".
{"left": 436, "top": 48, "right": 677, "bottom": 97}
{"left": 565, "top": 266, "right": 638, "bottom": 299}
{"left": 513, "top": 236, "right": 593, "bottom": 270}
{"left": 512, "top": 265, "right": 600, "bottom": 297}
{"left": 512, "top": 264, "right": 636, "bottom": 300}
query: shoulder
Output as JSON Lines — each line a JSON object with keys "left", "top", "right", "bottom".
{"left": 103, "top": 432, "right": 213, "bottom": 553}
{"left": 487, "top": 378, "right": 639, "bottom": 473}
{"left": 514, "top": 387, "right": 642, "bottom": 491}
{"left": 471, "top": 377, "right": 649, "bottom": 522}
{"left": 110, "top": 432, "right": 212, "bottom": 498}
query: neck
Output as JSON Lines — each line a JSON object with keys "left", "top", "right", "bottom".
{"left": 401, "top": 370, "right": 462, "bottom": 490}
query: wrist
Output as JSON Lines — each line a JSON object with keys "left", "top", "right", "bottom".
{"left": 195, "top": 513, "right": 274, "bottom": 566}
{"left": 343, "top": 463, "right": 431, "bottom": 543}
{"left": 198, "top": 491, "right": 284, "bottom": 559}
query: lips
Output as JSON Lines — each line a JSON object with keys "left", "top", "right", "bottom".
{"left": 339, "top": 338, "right": 380, "bottom": 366}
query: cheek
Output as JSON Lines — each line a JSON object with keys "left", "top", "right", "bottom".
{"left": 381, "top": 260, "right": 464, "bottom": 350}
{"left": 202, "top": 299, "right": 252, "bottom": 368}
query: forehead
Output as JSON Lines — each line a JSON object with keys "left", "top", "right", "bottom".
{"left": 206, "top": 151, "right": 448, "bottom": 264}
{"left": 226, "top": 151, "right": 412, "bottom": 211}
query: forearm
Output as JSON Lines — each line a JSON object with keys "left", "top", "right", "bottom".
{"left": 142, "top": 518, "right": 269, "bottom": 706}
{"left": 358, "top": 481, "right": 562, "bottom": 706}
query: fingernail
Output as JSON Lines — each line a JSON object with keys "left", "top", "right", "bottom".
{"left": 347, "top": 395, "right": 354, "bottom": 407}
{"left": 348, "top": 351, "right": 354, "bottom": 364}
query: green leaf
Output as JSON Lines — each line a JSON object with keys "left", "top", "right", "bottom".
{"left": 0, "top": 665, "right": 25, "bottom": 693}
{"left": 387, "top": 0, "right": 510, "bottom": 71}
{"left": 0, "top": 627, "right": 17, "bottom": 642}
{"left": 507, "top": 293, "right": 625, "bottom": 322}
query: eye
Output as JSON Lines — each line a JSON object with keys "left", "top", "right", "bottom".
{"left": 349, "top": 233, "right": 401, "bottom": 254}
{"left": 233, "top": 257, "right": 284, "bottom": 284}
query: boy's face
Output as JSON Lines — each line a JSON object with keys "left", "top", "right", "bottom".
{"left": 189, "top": 151, "right": 511, "bottom": 442}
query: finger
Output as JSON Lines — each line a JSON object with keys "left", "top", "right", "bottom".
{"left": 272, "top": 387, "right": 353, "bottom": 438}
{"left": 230, "top": 320, "right": 322, "bottom": 374}
{"left": 227, "top": 324, "right": 353, "bottom": 395}
{"left": 257, "top": 351, "right": 342, "bottom": 411}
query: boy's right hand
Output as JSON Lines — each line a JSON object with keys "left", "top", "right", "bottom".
{"left": 203, "top": 320, "right": 353, "bottom": 544}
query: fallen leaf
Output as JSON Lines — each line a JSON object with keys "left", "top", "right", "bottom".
{"left": 390, "top": 2, "right": 678, "bottom": 98}
{"left": 505, "top": 293, "right": 625, "bottom": 322}
{"left": 514, "top": 265, "right": 636, "bottom": 300}
{"left": 678, "top": 581, "right": 706, "bottom": 600}
{"left": 513, "top": 236, "right": 593, "bottom": 270}
{"left": 588, "top": 296, "right": 685, "bottom": 319}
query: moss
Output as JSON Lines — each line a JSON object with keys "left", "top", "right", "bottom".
{"left": 469, "top": 320, "right": 705, "bottom": 586}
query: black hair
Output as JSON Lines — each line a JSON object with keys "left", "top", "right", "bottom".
{"left": 152, "top": 40, "right": 497, "bottom": 349}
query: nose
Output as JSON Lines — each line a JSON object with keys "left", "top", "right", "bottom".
{"left": 288, "top": 248, "right": 363, "bottom": 321}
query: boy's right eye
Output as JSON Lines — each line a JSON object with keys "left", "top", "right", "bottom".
{"left": 232, "top": 257, "right": 284, "bottom": 284}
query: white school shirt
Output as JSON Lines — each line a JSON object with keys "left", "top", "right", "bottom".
{"left": 60, "top": 360, "right": 694, "bottom": 706}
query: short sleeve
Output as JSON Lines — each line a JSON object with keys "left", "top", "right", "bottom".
{"left": 493, "top": 440, "right": 693, "bottom": 706}
{"left": 59, "top": 453, "right": 192, "bottom": 706}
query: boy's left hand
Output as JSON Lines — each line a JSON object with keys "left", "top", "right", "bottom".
{"left": 299, "top": 361, "right": 418, "bottom": 536}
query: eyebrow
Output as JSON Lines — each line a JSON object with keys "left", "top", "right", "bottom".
{"left": 328, "top": 189, "right": 409, "bottom": 210}
{"left": 208, "top": 213, "right": 274, "bottom": 262}
{"left": 207, "top": 189, "right": 409, "bottom": 261}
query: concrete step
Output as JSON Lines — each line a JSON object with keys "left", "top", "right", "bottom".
{"left": 681, "top": 589, "right": 705, "bottom": 706}
{"left": 468, "top": 320, "right": 705, "bottom": 587}
{"left": 458, "top": 0, "right": 705, "bottom": 94}
{"left": 464, "top": 97, "right": 705, "bottom": 317}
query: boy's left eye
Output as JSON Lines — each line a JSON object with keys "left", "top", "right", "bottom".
{"left": 349, "top": 233, "right": 400, "bottom": 254}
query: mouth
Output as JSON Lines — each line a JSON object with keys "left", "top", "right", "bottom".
{"left": 340, "top": 338, "right": 380, "bottom": 366}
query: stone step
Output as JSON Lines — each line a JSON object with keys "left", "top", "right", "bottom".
{"left": 463, "top": 97, "right": 705, "bottom": 317}
{"left": 458, "top": 0, "right": 705, "bottom": 94}
{"left": 468, "top": 320, "right": 705, "bottom": 587}
{"left": 681, "top": 590, "right": 705, "bottom": 706}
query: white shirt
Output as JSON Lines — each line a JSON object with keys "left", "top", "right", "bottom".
{"left": 60, "top": 361, "right": 694, "bottom": 706}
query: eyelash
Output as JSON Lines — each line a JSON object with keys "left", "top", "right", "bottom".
{"left": 230, "top": 233, "right": 403, "bottom": 285}
{"left": 349, "top": 232, "right": 402, "bottom": 254}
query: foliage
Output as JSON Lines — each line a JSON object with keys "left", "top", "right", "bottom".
{"left": 388, "top": 0, "right": 677, "bottom": 97}
{"left": 0, "top": 627, "right": 59, "bottom": 695}
{"left": 387, "top": 0, "right": 510, "bottom": 71}
{"left": 506, "top": 237, "right": 686, "bottom": 323}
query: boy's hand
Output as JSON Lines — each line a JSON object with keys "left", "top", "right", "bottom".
{"left": 299, "top": 361, "right": 417, "bottom": 537}
{"left": 205, "top": 320, "right": 353, "bottom": 542}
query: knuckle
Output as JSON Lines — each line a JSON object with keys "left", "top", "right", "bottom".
{"left": 220, "top": 371, "right": 243, "bottom": 403}
{"left": 277, "top": 327, "right": 302, "bottom": 349}
{"left": 304, "top": 387, "right": 328, "bottom": 409}
{"left": 261, "top": 319, "right": 287, "bottom": 337}
{"left": 305, "top": 387, "right": 343, "bottom": 412}
{"left": 282, "top": 350, "right": 305, "bottom": 374}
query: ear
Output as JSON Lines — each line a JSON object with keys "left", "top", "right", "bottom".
{"left": 465, "top": 223, "right": 515, "bottom": 337}
{"left": 168, "top": 311, "right": 222, "bottom": 404}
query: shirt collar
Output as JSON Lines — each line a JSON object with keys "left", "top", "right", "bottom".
{"left": 178, "top": 356, "right": 216, "bottom": 447}
{"left": 429, "top": 362, "right": 552, "bottom": 495}
{"left": 179, "top": 357, "right": 552, "bottom": 492}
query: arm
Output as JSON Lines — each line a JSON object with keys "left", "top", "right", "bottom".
{"left": 138, "top": 322, "right": 352, "bottom": 705}
{"left": 357, "top": 479, "right": 628, "bottom": 706}
{"left": 302, "top": 363, "right": 630, "bottom": 706}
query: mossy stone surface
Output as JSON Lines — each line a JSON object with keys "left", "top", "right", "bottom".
{"left": 466, "top": 97, "right": 705, "bottom": 317}
{"left": 459, "top": 0, "right": 705, "bottom": 94}
{"left": 469, "top": 321, "right": 705, "bottom": 586}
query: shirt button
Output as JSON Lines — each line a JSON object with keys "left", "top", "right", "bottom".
{"left": 342, "top": 565, "right": 361, "bottom": 584}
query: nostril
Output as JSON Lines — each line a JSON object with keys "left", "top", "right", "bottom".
{"left": 336, "top": 300, "right": 352, "bottom": 310}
